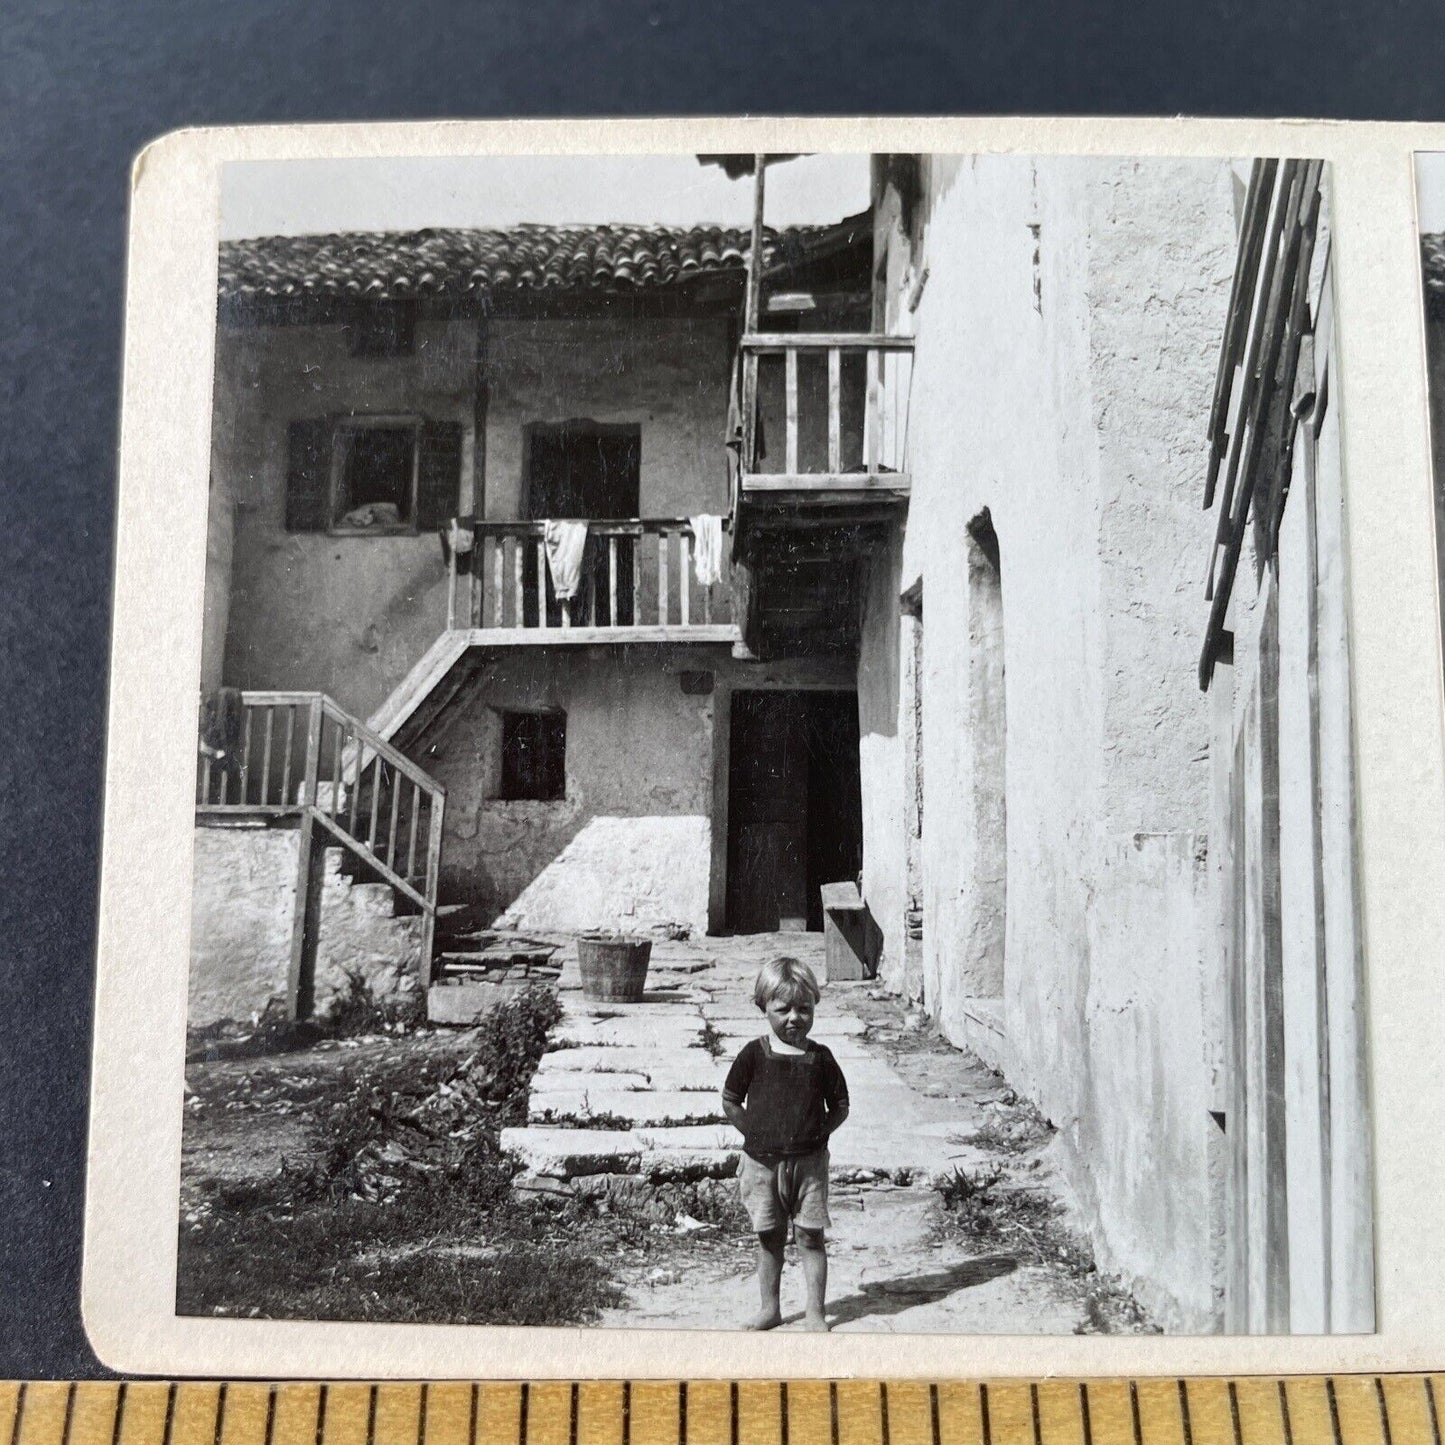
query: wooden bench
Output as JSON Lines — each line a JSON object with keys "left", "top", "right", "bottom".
{"left": 820, "top": 881, "right": 879, "bottom": 982}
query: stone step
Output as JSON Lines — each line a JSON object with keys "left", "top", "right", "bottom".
{"left": 534, "top": 1054, "right": 725, "bottom": 1093}
{"left": 552, "top": 1016, "right": 712, "bottom": 1049}
{"left": 500, "top": 1127, "right": 641, "bottom": 1179}
{"left": 529, "top": 1088, "right": 729, "bottom": 1128}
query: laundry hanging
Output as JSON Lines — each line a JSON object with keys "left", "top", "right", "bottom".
{"left": 689, "top": 514, "right": 725, "bottom": 587}
{"left": 541, "top": 519, "right": 589, "bottom": 600}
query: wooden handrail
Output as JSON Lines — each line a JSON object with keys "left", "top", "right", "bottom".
{"left": 462, "top": 517, "right": 703, "bottom": 538}
{"left": 319, "top": 695, "right": 446, "bottom": 796}
{"left": 739, "top": 332, "right": 916, "bottom": 351}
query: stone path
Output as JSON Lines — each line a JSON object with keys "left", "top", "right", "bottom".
{"left": 500, "top": 933, "right": 1097, "bottom": 1333}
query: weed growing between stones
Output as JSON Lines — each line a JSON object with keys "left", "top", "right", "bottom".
{"left": 696, "top": 1019, "right": 726, "bottom": 1058}
{"left": 932, "top": 1164, "right": 1157, "bottom": 1334}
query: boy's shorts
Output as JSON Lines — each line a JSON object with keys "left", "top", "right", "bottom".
{"left": 738, "top": 1147, "right": 831, "bottom": 1233}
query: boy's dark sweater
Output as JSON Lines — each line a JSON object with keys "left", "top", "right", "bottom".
{"left": 722, "top": 1035, "right": 849, "bottom": 1160}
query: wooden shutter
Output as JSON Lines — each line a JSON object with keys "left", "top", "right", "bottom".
{"left": 285, "top": 418, "right": 332, "bottom": 532}
{"left": 416, "top": 419, "right": 464, "bottom": 529}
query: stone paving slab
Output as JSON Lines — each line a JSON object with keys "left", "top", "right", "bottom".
{"left": 500, "top": 1126, "right": 641, "bottom": 1178}
{"left": 532, "top": 1062, "right": 653, "bottom": 1091}
{"left": 530, "top": 1089, "right": 729, "bottom": 1127}
{"left": 552, "top": 1016, "right": 709, "bottom": 1049}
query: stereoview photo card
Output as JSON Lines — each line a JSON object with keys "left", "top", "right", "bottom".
{"left": 89, "top": 120, "right": 1445, "bottom": 1377}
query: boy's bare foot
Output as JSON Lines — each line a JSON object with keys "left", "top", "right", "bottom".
{"left": 745, "top": 1309, "right": 783, "bottom": 1331}
{"left": 803, "top": 1313, "right": 832, "bottom": 1332}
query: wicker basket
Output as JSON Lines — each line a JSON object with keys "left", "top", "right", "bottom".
{"left": 576, "top": 933, "right": 653, "bottom": 1002}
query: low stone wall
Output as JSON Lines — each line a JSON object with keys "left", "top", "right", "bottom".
{"left": 188, "top": 823, "right": 423, "bottom": 1026}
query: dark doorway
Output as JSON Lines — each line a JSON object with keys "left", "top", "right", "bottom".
{"left": 726, "top": 690, "right": 862, "bottom": 934}
{"left": 523, "top": 420, "right": 640, "bottom": 626}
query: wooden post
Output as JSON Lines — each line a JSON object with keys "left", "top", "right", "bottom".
{"left": 658, "top": 528, "right": 669, "bottom": 626}
{"left": 866, "top": 347, "right": 882, "bottom": 472}
{"left": 740, "top": 156, "right": 766, "bottom": 480}
{"left": 419, "top": 793, "right": 446, "bottom": 990}
{"left": 608, "top": 536, "right": 619, "bottom": 626}
{"left": 285, "top": 696, "right": 326, "bottom": 1021}
{"left": 446, "top": 527, "right": 458, "bottom": 631}
{"left": 280, "top": 704, "right": 296, "bottom": 806}
{"left": 784, "top": 345, "right": 799, "bottom": 475}
{"left": 828, "top": 347, "right": 842, "bottom": 473}
{"left": 259, "top": 706, "right": 275, "bottom": 808}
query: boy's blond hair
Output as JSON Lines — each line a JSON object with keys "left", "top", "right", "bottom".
{"left": 752, "top": 955, "right": 822, "bottom": 1011}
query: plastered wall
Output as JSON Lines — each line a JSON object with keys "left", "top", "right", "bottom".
{"left": 188, "top": 825, "right": 424, "bottom": 1027}
{"left": 861, "top": 155, "right": 1236, "bottom": 1329}
{"left": 209, "top": 312, "right": 733, "bottom": 722}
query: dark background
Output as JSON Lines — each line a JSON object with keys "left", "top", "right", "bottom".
{"left": 3, "top": 0, "right": 1444, "bottom": 1379}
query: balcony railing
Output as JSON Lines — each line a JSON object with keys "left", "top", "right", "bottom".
{"left": 737, "top": 332, "right": 914, "bottom": 494}
{"left": 445, "top": 518, "right": 735, "bottom": 642}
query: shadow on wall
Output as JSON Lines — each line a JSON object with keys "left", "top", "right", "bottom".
{"left": 495, "top": 814, "right": 712, "bottom": 936}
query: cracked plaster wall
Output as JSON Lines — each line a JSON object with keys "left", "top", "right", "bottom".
{"left": 861, "top": 155, "right": 1234, "bottom": 1329}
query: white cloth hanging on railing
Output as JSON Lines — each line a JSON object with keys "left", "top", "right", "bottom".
{"left": 689, "top": 514, "right": 725, "bottom": 587}
{"left": 542, "top": 520, "right": 589, "bottom": 600}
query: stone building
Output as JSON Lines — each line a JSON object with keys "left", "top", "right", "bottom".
{"left": 192, "top": 155, "right": 1373, "bottom": 1333}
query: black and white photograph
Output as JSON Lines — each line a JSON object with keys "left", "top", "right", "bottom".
{"left": 170, "top": 148, "right": 1373, "bottom": 1339}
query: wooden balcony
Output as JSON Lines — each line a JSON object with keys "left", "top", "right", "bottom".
{"left": 444, "top": 517, "right": 736, "bottom": 645}
{"left": 736, "top": 332, "right": 914, "bottom": 505}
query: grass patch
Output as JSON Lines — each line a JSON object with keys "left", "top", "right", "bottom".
{"left": 178, "top": 985, "right": 619, "bottom": 1326}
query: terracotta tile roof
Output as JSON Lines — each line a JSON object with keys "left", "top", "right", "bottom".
{"left": 218, "top": 222, "right": 839, "bottom": 302}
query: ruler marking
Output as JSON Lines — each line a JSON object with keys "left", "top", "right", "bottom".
{"left": 61, "top": 1386, "right": 78, "bottom": 1445}
{"left": 212, "top": 1390, "right": 228, "bottom": 1445}
{"left": 618, "top": 1384, "right": 626, "bottom": 1445}
{"left": 1325, "top": 1381, "right": 1343, "bottom": 1445}
{"left": 1426, "top": 1381, "right": 1442, "bottom": 1445}
{"left": 779, "top": 1385, "right": 788, "bottom": 1445}
{"left": 928, "top": 1388, "right": 940, "bottom": 1445}
{"left": 521, "top": 1386, "right": 531, "bottom": 1445}
{"left": 110, "top": 1387, "right": 128, "bottom": 1445}
{"left": 878, "top": 1387, "right": 889, "bottom": 1445}
{"left": 364, "top": 1391, "right": 376, "bottom": 1445}
{"left": 1176, "top": 1383, "right": 1193, "bottom": 1445}
{"left": 1374, "top": 1381, "right": 1393, "bottom": 1445}
{"left": 415, "top": 1391, "right": 425, "bottom": 1445}
{"left": 264, "top": 1390, "right": 278, "bottom": 1445}
{"left": 678, "top": 1385, "right": 687, "bottom": 1445}
{"left": 162, "top": 1387, "right": 179, "bottom": 1445}
{"left": 979, "top": 1385, "right": 992, "bottom": 1445}
{"left": 1227, "top": 1385, "right": 1242, "bottom": 1445}
{"left": 1128, "top": 1385, "right": 1142, "bottom": 1445}
{"left": 1030, "top": 1386, "right": 1042, "bottom": 1445}
{"left": 1277, "top": 1383, "right": 1292, "bottom": 1445}
{"left": 830, "top": 1385, "right": 839, "bottom": 1445}
{"left": 1080, "top": 1385, "right": 1094, "bottom": 1445}
{"left": 468, "top": 1390, "right": 478, "bottom": 1445}
{"left": 568, "top": 1387, "right": 578, "bottom": 1445}
{"left": 9, "top": 1385, "right": 25, "bottom": 1445}
{"left": 730, "top": 1386, "right": 738, "bottom": 1445}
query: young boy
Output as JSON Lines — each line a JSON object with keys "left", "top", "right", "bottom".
{"left": 721, "top": 956, "right": 850, "bottom": 1331}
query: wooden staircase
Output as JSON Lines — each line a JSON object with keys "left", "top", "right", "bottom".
{"left": 197, "top": 691, "right": 447, "bottom": 1019}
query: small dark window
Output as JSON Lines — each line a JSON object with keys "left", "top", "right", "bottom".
{"left": 499, "top": 711, "right": 566, "bottom": 801}
{"left": 349, "top": 303, "right": 416, "bottom": 357}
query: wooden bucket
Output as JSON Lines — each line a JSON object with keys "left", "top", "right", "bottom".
{"left": 576, "top": 933, "right": 653, "bottom": 1002}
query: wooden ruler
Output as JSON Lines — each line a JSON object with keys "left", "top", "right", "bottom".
{"left": 3, "top": 1380, "right": 1443, "bottom": 1445}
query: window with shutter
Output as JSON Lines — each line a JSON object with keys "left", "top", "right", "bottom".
{"left": 285, "top": 419, "right": 332, "bottom": 532}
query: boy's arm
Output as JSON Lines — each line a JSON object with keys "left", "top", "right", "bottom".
{"left": 721, "top": 1040, "right": 755, "bottom": 1139}
{"left": 823, "top": 1051, "right": 850, "bottom": 1134}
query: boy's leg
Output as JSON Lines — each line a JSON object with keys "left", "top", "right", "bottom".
{"left": 796, "top": 1227, "right": 829, "bottom": 1330}
{"left": 749, "top": 1227, "right": 787, "bottom": 1330}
